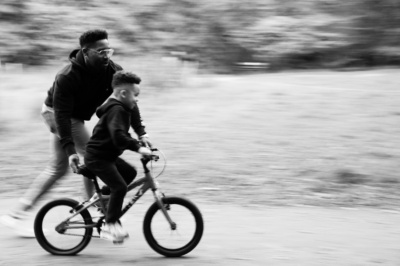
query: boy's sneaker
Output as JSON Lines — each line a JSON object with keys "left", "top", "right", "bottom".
{"left": 100, "top": 222, "right": 129, "bottom": 244}
{"left": 114, "top": 222, "right": 129, "bottom": 239}
{"left": 0, "top": 212, "right": 35, "bottom": 238}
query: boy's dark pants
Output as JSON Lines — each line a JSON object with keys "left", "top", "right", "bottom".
{"left": 84, "top": 154, "right": 137, "bottom": 223}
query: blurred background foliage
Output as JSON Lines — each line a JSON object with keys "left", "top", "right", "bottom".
{"left": 1, "top": 0, "right": 400, "bottom": 73}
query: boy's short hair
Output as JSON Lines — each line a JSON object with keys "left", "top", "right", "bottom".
{"left": 112, "top": 70, "right": 141, "bottom": 89}
{"left": 79, "top": 29, "right": 108, "bottom": 48}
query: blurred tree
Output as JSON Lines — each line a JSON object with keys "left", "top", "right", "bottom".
{"left": 0, "top": 0, "right": 26, "bottom": 21}
{"left": 0, "top": 0, "right": 28, "bottom": 64}
{"left": 347, "top": 0, "right": 400, "bottom": 65}
{"left": 1, "top": 0, "right": 399, "bottom": 70}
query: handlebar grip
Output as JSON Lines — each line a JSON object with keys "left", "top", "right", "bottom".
{"left": 141, "top": 154, "right": 159, "bottom": 162}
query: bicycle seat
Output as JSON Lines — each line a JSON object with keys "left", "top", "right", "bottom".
{"left": 77, "top": 165, "right": 96, "bottom": 180}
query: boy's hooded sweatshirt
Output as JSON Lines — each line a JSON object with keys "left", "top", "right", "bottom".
{"left": 85, "top": 98, "right": 141, "bottom": 161}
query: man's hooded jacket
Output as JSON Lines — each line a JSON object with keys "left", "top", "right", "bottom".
{"left": 44, "top": 49, "right": 146, "bottom": 156}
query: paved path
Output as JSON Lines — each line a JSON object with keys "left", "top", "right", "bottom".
{"left": 0, "top": 196, "right": 399, "bottom": 266}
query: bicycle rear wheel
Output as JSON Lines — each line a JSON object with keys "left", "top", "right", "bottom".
{"left": 34, "top": 198, "right": 93, "bottom": 255}
{"left": 143, "top": 196, "right": 204, "bottom": 257}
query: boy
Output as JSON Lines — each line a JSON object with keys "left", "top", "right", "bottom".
{"left": 82, "top": 70, "right": 151, "bottom": 243}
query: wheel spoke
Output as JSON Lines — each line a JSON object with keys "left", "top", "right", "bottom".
{"left": 34, "top": 199, "right": 93, "bottom": 255}
{"left": 143, "top": 197, "right": 203, "bottom": 257}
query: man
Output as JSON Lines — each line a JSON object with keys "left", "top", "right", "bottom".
{"left": 0, "top": 29, "right": 152, "bottom": 237}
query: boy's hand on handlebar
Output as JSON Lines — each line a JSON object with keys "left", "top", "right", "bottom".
{"left": 138, "top": 147, "right": 152, "bottom": 156}
{"left": 68, "top": 154, "right": 80, "bottom": 173}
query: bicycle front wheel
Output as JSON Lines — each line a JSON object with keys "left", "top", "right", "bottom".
{"left": 34, "top": 198, "right": 93, "bottom": 255}
{"left": 143, "top": 196, "right": 204, "bottom": 257}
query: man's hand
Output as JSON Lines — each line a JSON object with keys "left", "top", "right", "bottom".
{"left": 138, "top": 147, "right": 152, "bottom": 156}
{"left": 139, "top": 134, "right": 153, "bottom": 148}
{"left": 68, "top": 154, "right": 80, "bottom": 173}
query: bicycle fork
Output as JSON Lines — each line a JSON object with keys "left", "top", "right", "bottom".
{"left": 147, "top": 172, "right": 177, "bottom": 231}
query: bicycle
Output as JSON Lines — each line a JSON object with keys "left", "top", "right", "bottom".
{"left": 33, "top": 148, "right": 204, "bottom": 257}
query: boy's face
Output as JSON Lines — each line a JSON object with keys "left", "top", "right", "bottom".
{"left": 120, "top": 84, "right": 140, "bottom": 109}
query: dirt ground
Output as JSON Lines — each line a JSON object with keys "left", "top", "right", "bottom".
{"left": 0, "top": 67, "right": 399, "bottom": 265}
{"left": 0, "top": 198, "right": 399, "bottom": 266}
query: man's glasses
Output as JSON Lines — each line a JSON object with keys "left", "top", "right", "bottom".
{"left": 88, "top": 48, "right": 114, "bottom": 58}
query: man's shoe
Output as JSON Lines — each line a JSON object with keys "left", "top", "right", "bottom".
{"left": 0, "top": 212, "right": 35, "bottom": 238}
{"left": 0, "top": 213, "right": 21, "bottom": 228}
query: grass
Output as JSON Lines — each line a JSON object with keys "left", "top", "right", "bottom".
{"left": 0, "top": 64, "right": 399, "bottom": 209}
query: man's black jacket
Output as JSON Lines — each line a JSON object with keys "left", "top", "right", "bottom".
{"left": 44, "top": 49, "right": 146, "bottom": 156}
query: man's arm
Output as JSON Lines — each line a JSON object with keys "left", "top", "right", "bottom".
{"left": 53, "top": 75, "right": 77, "bottom": 156}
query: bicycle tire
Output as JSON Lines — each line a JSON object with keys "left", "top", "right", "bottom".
{"left": 143, "top": 196, "right": 204, "bottom": 257}
{"left": 34, "top": 198, "right": 93, "bottom": 255}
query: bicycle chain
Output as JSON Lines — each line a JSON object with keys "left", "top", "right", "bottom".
{"left": 58, "top": 218, "right": 104, "bottom": 239}
{"left": 61, "top": 232, "right": 101, "bottom": 238}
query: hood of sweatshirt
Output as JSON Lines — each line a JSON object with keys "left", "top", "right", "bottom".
{"left": 68, "top": 49, "right": 87, "bottom": 72}
{"left": 96, "top": 98, "right": 129, "bottom": 118}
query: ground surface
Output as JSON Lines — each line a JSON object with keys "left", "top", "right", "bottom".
{"left": 0, "top": 67, "right": 399, "bottom": 265}
{"left": 0, "top": 198, "right": 399, "bottom": 266}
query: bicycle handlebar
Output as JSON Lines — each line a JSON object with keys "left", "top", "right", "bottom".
{"left": 141, "top": 147, "right": 159, "bottom": 159}
{"left": 141, "top": 154, "right": 160, "bottom": 164}
{"left": 76, "top": 148, "right": 160, "bottom": 178}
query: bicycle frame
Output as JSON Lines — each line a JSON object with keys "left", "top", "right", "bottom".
{"left": 56, "top": 155, "right": 175, "bottom": 234}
